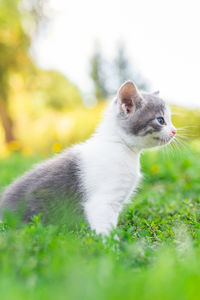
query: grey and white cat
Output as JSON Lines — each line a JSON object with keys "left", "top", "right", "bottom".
{"left": 0, "top": 81, "right": 176, "bottom": 235}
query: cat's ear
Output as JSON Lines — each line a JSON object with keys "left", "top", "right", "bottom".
{"left": 118, "top": 81, "right": 141, "bottom": 115}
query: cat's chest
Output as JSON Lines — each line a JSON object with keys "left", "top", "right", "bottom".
{"left": 81, "top": 141, "right": 141, "bottom": 201}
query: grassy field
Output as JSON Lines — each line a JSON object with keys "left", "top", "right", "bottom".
{"left": 0, "top": 144, "right": 200, "bottom": 300}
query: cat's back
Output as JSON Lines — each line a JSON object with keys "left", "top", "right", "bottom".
{"left": 0, "top": 147, "right": 83, "bottom": 220}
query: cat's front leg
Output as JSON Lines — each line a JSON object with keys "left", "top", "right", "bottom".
{"left": 84, "top": 196, "right": 122, "bottom": 236}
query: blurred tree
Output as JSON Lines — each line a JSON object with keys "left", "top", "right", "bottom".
{"left": 89, "top": 42, "right": 150, "bottom": 100}
{"left": 113, "top": 43, "right": 150, "bottom": 92}
{"left": 113, "top": 43, "right": 133, "bottom": 87}
{"left": 19, "top": 0, "right": 50, "bottom": 35}
{"left": 90, "top": 47, "right": 109, "bottom": 100}
{"left": 0, "top": 0, "right": 82, "bottom": 145}
{"left": 0, "top": 0, "right": 40, "bottom": 143}
{"left": 0, "top": 0, "right": 30, "bottom": 142}
{"left": 30, "top": 69, "right": 82, "bottom": 110}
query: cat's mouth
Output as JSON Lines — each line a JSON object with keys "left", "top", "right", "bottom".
{"left": 153, "top": 136, "right": 173, "bottom": 144}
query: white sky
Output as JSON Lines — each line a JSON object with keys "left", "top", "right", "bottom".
{"left": 33, "top": 0, "right": 200, "bottom": 108}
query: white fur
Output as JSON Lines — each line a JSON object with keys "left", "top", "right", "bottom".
{"left": 76, "top": 83, "right": 175, "bottom": 236}
{"left": 78, "top": 101, "right": 142, "bottom": 235}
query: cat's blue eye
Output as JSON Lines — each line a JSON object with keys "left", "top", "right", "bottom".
{"left": 157, "top": 117, "right": 165, "bottom": 125}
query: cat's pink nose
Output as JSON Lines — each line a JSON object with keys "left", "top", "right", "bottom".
{"left": 172, "top": 130, "right": 176, "bottom": 135}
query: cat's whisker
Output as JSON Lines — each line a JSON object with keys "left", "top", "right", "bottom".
{"left": 176, "top": 132, "right": 190, "bottom": 136}
{"left": 173, "top": 136, "right": 188, "bottom": 150}
{"left": 176, "top": 126, "right": 193, "bottom": 129}
{"left": 176, "top": 130, "right": 196, "bottom": 135}
{"left": 162, "top": 139, "right": 178, "bottom": 158}
{"left": 176, "top": 134, "right": 189, "bottom": 140}
{"left": 160, "top": 141, "right": 173, "bottom": 160}
{"left": 176, "top": 135, "right": 190, "bottom": 142}
{"left": 176, "top": 128, "right": 190, "bottom": 131}
{"left": 178, "top": 139, "right": 188, "bottom": 148}
{"left": 176, "top": 133, "right": 190, "bottom": 141}
{"left": 170, "top": 135, "right": 185, "bottom": 153}
{"left": 169, "top": 143, "right": 177, "bottom": 157}
{"left": 177, "top": 134, "right": 197, "bottom": 139}
{"left": 176, "top": 126, "right": 198, "bottom": 140}
{"left": 176, "top": 125, "right": 198, "bottom": 129}
{"left": 176, "top": 126, "right": 198, "bottom": 135}
{"left": 171, "top": 139, "right": 180, "bottom": 152}
{"left": 176, "top": 131, "right": 191, "bottom": 135}
{"left": 1, "top": 80, "right": 191, "bottom": 236}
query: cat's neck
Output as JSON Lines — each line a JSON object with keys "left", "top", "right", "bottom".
{"left": 93, "top": 103, "right": 141, "bottom": 155}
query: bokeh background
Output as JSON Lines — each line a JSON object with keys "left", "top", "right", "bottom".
{"left": 0, "top": 0, "right": 200, "bottom": 157}
{"left": 1, "top": 2, "right": 200, "bottom": 299}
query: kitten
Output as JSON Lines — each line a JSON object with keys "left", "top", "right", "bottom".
{"left": 0, "top": 81, "right": 176, "bottom": 235}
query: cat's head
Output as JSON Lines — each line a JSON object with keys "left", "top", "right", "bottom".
{"left": 115, "top": 81, "right": 176, "bottom": 150}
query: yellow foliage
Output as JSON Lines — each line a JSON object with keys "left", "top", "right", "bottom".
{"left": 171, "top": 105, "right": 200, "bottom": 138}
{"left": 52, "top": 142, "right": 63, "bottom": 154}
{"left": 1, "top": 80, "right": 200, "bottom": 158}
{"left": 1, "top": 99, "right": 200, "bottom": 157}
{"left": 21, "top": 146, "right": 33, "bottom": 157}
{"left": 0, "top": 93, "right": 106, "bottom": 156}
{"left": 7, "top": 140, "right": 21, "bottom": 152}
{"left": 151, "top": 165, "right": 159, "bottom": 174}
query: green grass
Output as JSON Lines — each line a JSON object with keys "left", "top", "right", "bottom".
{"left": 0, "top": 145, "right": 200, "bottom": 300}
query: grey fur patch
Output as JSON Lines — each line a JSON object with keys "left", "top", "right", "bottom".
{"left": 118, "top": 92, "right": 167, "bottom": 136}
{"left": 0, "top": 149, "right": 85, "bottom": 226}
